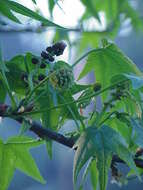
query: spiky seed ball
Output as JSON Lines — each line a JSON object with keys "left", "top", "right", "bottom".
{"left": 49, "top": 61, "right": 74, "bottom": 90}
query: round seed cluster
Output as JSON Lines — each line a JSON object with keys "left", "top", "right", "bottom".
{"left": 49, "top": 62, "right": 74, "bottom": 90}
{"left": 41, "top": 41, "right": 67, "bottom": 63}
{"left": 28, "top": 41, "right": 67, "bottom": 83}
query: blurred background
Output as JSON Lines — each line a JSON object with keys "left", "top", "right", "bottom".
{"left": 0, "top": 0, "right": 143, "bottom": 189}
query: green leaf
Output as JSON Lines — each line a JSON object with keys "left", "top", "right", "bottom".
{"left": 36, "top": 88, "right": 60, "bottom": 158}
{"left": 0, "top": 48, "right": 17, "bottom": 107}
{"left": 130, "top": 119, "right": 143, "bottom": 148}
{"left": 32, "top": 0, "right": 37, "bottom": 4}
{"left": 94, "top": 0, "right": 119, "bottom": 24}
{"left": 59, "top": 90, "right": 85, "bottom": 130}
{"left": 5, "top": 63, "right": 27, "bottom": 95}
{"left": 123, "top": 74, "right": 143, "bottom": 90}
{"left": 19, "top": 119, "right": 32, "bottom": 136}
{"left": 0, "top": 136, "right": 45, "bottom": 190}
{"left": 90, "top": 160, "right": 99, "bottom": 190}
{"left": 70, "top": 83, "right": 92, "bottom": 95}
{"left": 73, "top": 125, "right": 139, "bottom": 190}
{"left": 48, "top": 0, "right": 55, "bottom": 16}
{"left": 46, "top": 141, "right": 53, "bottom": 159}
{"left": 6, "top": 0, "right": 65, "bottom": 29}
{"left": 0, "top": 80, "right": 6, "bottom": 103}
{"left": 0, "top": 0, "right": 20, "bottom": 23}
{"left": 36, "top": 89, "right": 61, "bottom": 131}
{"left": 81, "top": 0, "right": 100, "bottom": 22}
{"left": 121, "top": 0, "right": 143, "bottom": 31}
{"left": 78, "top": 40, "right": 142, "bottom": 100}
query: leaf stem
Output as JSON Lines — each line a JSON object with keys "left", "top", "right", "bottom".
{"left": 0, "top": 48, "right": 17, "bottom": 108}
{"left": 59, "top": 94, "right": 82, "bottom": 132}
{"left": 18, "top": 79, "right": 129, "bottom": 117}
{"left": 72, "top": 48, "right": 101, "bottom": 68}
{"left": 25, "top": 71, "right": 56, "bottom": 104}
{"left": 99, "top": 111, "right": 116, "bottom": 126}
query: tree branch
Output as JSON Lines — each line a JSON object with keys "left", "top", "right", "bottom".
{"left": 30, "top": 121, "right": 75, "bottom": 148}
{"left": 1, "top": 103, "right": 143, "bottom": 170}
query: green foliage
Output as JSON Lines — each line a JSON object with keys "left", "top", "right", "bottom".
{"left": 73, "top": 125, "right": 139, "bottom": 190}
{"left": 78, "top": 40, "right": 142, "bottom": 100}
{"left": 0, "top": 1, "right": 143, "bottom": 190}
{"left": 0, "top": 137, "right": 45, "bottom": 190}
{"left": 0, "top": 0, "right": 65, "bottom": 28}
{"left": 0, "top": 38, "right": 143, "bottom": 189}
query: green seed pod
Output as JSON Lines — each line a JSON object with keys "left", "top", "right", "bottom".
{"left": 49, "top": 61, "right": 74, "bottom": 90}
{"left": 93, "top": 82, "right": 102, "bottom": 92}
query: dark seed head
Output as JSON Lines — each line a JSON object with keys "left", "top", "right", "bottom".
{"left": 41, "top": 51, "right": 54, "bottom": 62}
{"left": 32, "top": 57, "right": 39, "bottom": 64}
{"left": 41, "top": 51, "right": 49, "bottom": 59}
{"left": 38, "top": 74, "right": 45, "bottom": 81}
{"left": 40, "top": 63, "right": 46, "bottom": 69}
{"left": 47, "top": 54, "right": 55, "bottom": 62}
{"left": 46, "top": 46, "right": 53, "bottom": 53}
{"left": 52, "top": 41, "right": 67, "bottom": 56}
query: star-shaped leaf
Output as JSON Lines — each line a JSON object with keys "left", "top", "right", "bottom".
{"left": 73, "top": 125, "right": 139, "bottom": 190}
{"left": 78, "top": 40, "right": 142, "bottom": 100}
{"left": 0, "top": 136, "right": 46, "bottom": 190}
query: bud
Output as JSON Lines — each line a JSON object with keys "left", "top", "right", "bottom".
{"left": 93, "top": 82, "right": 102, "bottom": 92}
{"left": 31, "top": 57, "right": 39, "bottom": 65}
{"left": 38, "top": 74, "right": 45, "bottom": 81}
{"left": 40, "top": 63, "right": 46, "bottom": 69}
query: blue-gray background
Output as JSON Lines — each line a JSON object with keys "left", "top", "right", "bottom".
{"left": 0, "top": 18, "right": 143, "bottom": 190}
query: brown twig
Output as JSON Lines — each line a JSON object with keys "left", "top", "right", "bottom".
{"left": 1, "top": 103, "right": 143, "bottom": 169}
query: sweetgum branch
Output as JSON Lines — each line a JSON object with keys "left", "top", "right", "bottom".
{"left": 0, "top": 104, "right": 143, "bottom": 169}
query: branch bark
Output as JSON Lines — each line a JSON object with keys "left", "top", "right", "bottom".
{"left": 1, "top": 104, "right": 143, "bottom": 169}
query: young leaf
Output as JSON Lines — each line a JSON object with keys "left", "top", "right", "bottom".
{"left": 73, "top": 125, "right": 139, "bottom": 190}
{"left": 78, "top": 40, "right": 142, "bottom": 100}
{"left": 0, "top": 137, "right": 46, "bottom": 190}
